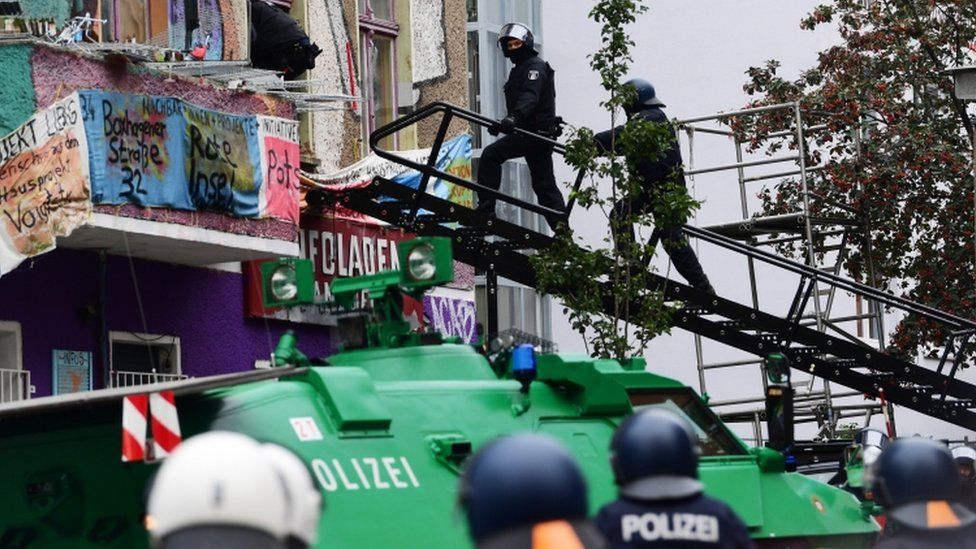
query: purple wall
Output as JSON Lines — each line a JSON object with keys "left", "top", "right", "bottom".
{"left": 0, "top": 249, "right": 336, "bottom": 397}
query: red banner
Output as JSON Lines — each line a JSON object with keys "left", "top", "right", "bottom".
{"left": 244, "top": 214, "right": 422, "bottom": 326}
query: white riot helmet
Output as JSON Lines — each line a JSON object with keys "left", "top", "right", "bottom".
{"left": 261, "top": 443, "right": 323, "bottom": 549}
{"left": 147, "top": 431, "right": 290, "bottom": 549}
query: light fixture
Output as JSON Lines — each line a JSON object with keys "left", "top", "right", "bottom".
{"left": 406, "top": 243, "right": 437, "bottom": 281}
{"left": 270, "top": 264, "right": 298, "bottom": 301}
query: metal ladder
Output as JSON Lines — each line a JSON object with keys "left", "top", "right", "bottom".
{"left": 308, "top": 101, "right": 976, "bottom": 431}
{"left": 676, "top": 103, "right": 887, "bottom": 440}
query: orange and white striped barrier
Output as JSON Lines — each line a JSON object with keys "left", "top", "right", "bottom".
{"left": 121, "top": 394, "right": 148, "bottom": 462}
{"left": 149, "top": 391, "right": 182, "bottom": 459}
{"left": 121, "top": 391, "right": 182, "bottom": 462}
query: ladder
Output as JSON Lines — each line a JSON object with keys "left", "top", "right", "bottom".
{"left": 308, "top": 102, "right": 976, "bottom": 431}
{"left": 676, "top": 103, "right": 887, "bottom": 439}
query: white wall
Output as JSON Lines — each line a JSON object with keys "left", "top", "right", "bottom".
{"left": 542, "top": 0, "right": 973, "bottom": 441}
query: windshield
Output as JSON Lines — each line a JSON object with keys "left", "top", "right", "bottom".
{"left": 627, "top": 389, "right": 746, "bottom": 456}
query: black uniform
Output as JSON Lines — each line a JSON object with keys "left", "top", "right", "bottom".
{"left": 595, "top": 494, "right": 754, "bottom": 548}
{"left": 250, "top": 0, "right": 321, "bottom": 79}
{"left": 593, "top": 106, "right": 712, "bottom": 293}
{"left": 477, "top": 50, "right": 566, "bottom": 230}
{"left": 874, "top": 522, "right": 976, "bottom": 548}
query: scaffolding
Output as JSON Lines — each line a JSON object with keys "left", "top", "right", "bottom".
{"left": 675, "top": 102, "right": 888, "bottom": 441}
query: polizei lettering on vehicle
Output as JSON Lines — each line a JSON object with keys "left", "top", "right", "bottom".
{"left": 621, "top": 513, "right": 720, "bottom": 543}
{"left": 311, "top": 457, "right": 420, "bottom": 492}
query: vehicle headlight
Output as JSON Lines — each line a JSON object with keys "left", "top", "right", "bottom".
{"left": 406, "top": 244, "right": 437, "bottom": 281}
{"left": 270, "top": 264, "right": 299, "bottom": 301}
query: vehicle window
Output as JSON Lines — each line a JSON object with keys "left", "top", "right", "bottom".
{"left": 627, "top": 389, "right": 746, "bottom": 456}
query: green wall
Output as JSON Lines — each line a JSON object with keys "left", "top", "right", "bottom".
{"left": 19, "top": 0, "right": 73, "bottom": 23}
{"left": 0, "top": 44, "right": 36, "bottom": 136}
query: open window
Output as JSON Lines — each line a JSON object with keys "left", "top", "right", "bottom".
{"left": 109, "top": 331, "right": 185, "bottom": 387}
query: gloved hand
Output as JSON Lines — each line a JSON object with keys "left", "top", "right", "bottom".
{"left": 498, "top": 115, "right": 517, "bottom": 134}
{"left": 487, "top": 116, "right": 517, "bottom": 137}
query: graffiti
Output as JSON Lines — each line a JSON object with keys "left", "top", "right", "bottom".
{"left": 79, "top": 90, "right": 297, "bottom": 221}
{"left": 410, "top": 0, "right": 448, "bottom": 84}
{"left": 424, "top": 295, "right": 477, "bottom": 344}
{"left": 0, "top": 94, "right": 91, "bottom": 276}
{"left": 258, "top": 116, "right": 300, "bottom": 223}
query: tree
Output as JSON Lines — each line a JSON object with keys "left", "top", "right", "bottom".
{"left": 530, "top": 0, "right": 699, "bottom": 360}
{"left": 739, "top": 0, "right": 976, "bottom": 359}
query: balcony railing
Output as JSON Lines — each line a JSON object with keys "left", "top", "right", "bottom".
{"left": 0, "top": 368, "right": 31, "bottom": 403}
{"left": 109, "top": 370, "right": 189, "bottom": 388}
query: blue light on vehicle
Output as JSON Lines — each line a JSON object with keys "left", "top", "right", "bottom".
{"left": 512, "top": 344, "right": 537, "bottom": 391}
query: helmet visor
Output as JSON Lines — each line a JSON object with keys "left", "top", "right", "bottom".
{"left": 497, "top": 23, "right": 532, "bottom": 47}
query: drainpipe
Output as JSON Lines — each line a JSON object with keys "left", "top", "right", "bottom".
{"left": 99, "top": 250, "right": 109, "bottom": 389}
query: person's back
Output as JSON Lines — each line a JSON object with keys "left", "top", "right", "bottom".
{"left": 596, "top": 493, "right": 752, "bottom": 548}
{"left": 503, "top": 53, "right": 557, "bottom": 133}
{"left": 871, "top": 439, "right": 976, "bottom": 549}
{"left": 873, "top": 522, "right": 976, "bottom": 548}
{"left": 624, "top": 106, "right": 684, "bottom": 190}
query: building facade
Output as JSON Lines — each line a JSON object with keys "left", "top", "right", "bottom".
{"left": 0, "top": 0, "right": 475, "bottom": 401}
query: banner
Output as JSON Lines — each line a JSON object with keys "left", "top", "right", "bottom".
{"left": 257, "top": 116, "right": 301, "bottom": 223}
{"left": 391, "top": 134, "right": 473, "bottom": 208}
{"left": 305, "top": 134, "right": 474, "bottom": 222}
{"left": 79, "top": 90, "right": 299, "bottom": 222}
{"left": 244, "top": 215, "right": 422, "bottom": 326}
{"left": 0, "top": 94, "right": 91, "bottom": 275}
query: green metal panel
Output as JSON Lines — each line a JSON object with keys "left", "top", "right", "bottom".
{"left": 0, "top": 44, "right": 36, "bottom": 136}
{"left": 298, "top": 367, "right": 392, "bottom": 432}
{"left": 0, "top": 345, "right": 879, "bottom": 548}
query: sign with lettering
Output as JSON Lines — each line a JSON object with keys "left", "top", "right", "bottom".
{"left": 257, "top": 116, "right": 300, "bottom": 223}
{"left": 78, "top": 90, "right": 298, "bottom": 222}
{"left": 244, "top": 215, "right": 423, "bottom": 326}
{"left": 52, "top": 349, "right": 93, "bottom": 395}
{"left": 0, "top": 94, "right": 91, "bottom": 275}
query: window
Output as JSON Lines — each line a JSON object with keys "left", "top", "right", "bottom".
{"left": 0, "top": 321, "right": 26, "bottom": 402}
{"left": 109, "top": 332, "right": 184, "bottom": 387}
{"left": 360, "top": 0, "right": 399, "bottom": 152}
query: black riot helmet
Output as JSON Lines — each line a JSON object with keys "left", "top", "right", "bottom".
{"left": 873, "top": 438, "right": 976, "bottom": 529}
{"left": 609, "top": 409, "right": 703, "bottom": 501}
{"left": 497, "top": 22, "right": 535, "bottom": 57}
{"left": 458, "top": 433, "right": 589, "bottom": 542}
{"left": 622, "top": 78, "right": 666, "bottom": 114}
{"left": 952, "top": 446, "right": 976, "bottom": 482}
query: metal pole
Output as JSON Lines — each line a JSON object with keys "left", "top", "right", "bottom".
{"left": 486, "top": 264, "right": 498, "bottom": 338}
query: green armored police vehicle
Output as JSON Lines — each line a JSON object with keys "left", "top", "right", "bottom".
{"left": 0, "top": 238, "right": 879, "bottom": 548}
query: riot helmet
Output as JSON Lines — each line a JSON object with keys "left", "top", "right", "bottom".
{"left": 622, "top": 78, "right": 666, "bottom": 114}
{"left": 952, "top": 446, "right": 976, "bottom": 482}
{"left": 147, "top": 432, "right": 290, "bottom": 549}
{"left": 458, "top": 433, "right": 589, "bottom": 542}
{"left": 261, "top": 444, "right": 323, "bottom": 549}
{"left": 497, "top": 22, "right": 535, "bottom": 57}
{"left": 873, "top": 438, "right": 976, "bottom": 530}
{"left": 609, "top": 408, "right": 703, "bottom": 501}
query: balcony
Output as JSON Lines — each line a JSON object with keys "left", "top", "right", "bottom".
{"left": 0, "top": 368, "right": 31, "bottom": 402}
{"left": 109, "top": 370, "right": 190, "bottom": 389}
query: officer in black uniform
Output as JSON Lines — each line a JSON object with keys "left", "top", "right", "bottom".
{"left": 476, "top": 22, "right": 566, "bottom": 230}
{"left": 250, "top": 0, "right": 322, "bottom": 80}
{"left": 593, "top": 79, "right": 714, "bottom": 294}
{"left": 873, "top": 438, "right": 976, "bottom": 548}
{"left": 459, "top": 433, "right": 605, "bottom": 548}
{"left": 952, "top": 446, "right": 976, "bottom": 511}
{"left": 595, "top": 409, "right": 754, "bottom": 548}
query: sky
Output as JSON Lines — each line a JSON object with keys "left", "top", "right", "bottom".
{"left": 540, "top": 0, "right": 974, "bottom": 442}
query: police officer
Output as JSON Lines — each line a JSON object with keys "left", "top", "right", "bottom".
{"left": 147, "top": 432, "right": 314, "bottom": 549}
{"left": 593, "top": 79, "right": 714, "bottom": 294}
{"left": 872, "top": 438, "right": 976, "bottom": 548}
{"left": 595, "top": 409, "right": 754, "bottom": 548}
{"left": 476, "top": 22, "right": 566, "bottom": 230}
{"left": 951, "top": 446, "right": 976, "bottom": 511}
{"left": 459, "top": 433, "right": 606, "bottom": 548}
{"left": 250, "top": 0, "right": 322, "bottom": 79}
